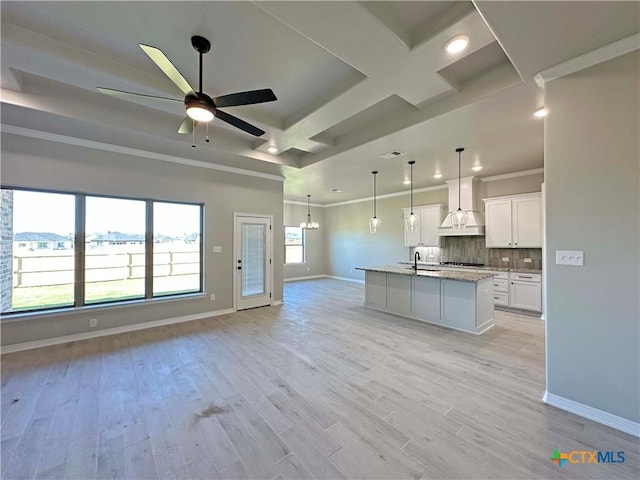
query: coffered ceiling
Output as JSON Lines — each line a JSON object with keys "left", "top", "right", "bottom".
{"left": 1, "top": 1, "right": 638, "bottom": 203}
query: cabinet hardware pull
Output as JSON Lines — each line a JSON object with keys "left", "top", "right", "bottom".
{"left": 520, "top": 275, "right": 532, "bottom": 278}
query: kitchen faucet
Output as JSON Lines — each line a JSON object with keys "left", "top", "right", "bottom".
{"left": 414, "top": 251, "right": 421, "bottom": 271}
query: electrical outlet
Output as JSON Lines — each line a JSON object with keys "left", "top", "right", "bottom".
{"left": 501, "top": 257, "right": 509, "bottom": 262}
{"left": 524, "top": 258, "right": 532, "bottom": 263}
{"left": 428, "top": 254, "right": 434, "bottom": 259}
{"left": 306, "top": 267, "right": 310, "bottom": 272}
{"left": 212, "top": 246, "right": 222, "bottom": 253}
{"left": 210, "top": 294, "right": 216, "bottom": 301}
{"left": 89, "top": 318, "right": 98, "bottom": 328}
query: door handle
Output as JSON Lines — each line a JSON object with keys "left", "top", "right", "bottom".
{"left": 237, "top": 266, "right": 242, "bottom": 270}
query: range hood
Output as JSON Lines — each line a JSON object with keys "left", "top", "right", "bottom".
{"left": 439, "top": 176, "right": 485, "bottom": 236}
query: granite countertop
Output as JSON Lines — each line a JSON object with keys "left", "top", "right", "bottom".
{"left": 356, "top": 265, "right": 494, "bottom": 283}
{"left": 397, "top": 262, "right": 542, "bottom": 274}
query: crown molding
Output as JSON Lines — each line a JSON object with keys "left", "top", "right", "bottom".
{"left": 1, "top": 124, "right": 285, "bottom": 182}
{"left": 284, "top": 200, "right": 324, "bottom": 208}
{"left": 480, "top": 168, "right": 544, "bottom": 182}
{"left": 323, "top": 184, "right": 448, "bottom": 208}
{"left": 534, "top": 33, "right": 640, "bottom": 87}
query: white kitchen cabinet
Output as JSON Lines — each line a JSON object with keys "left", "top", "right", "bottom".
{"left": 402, "top": 204, "right": 446, "bottom": 247}
{"left": 483, "top": 193, "right": 542, "bottom": 248}
{"left": 510, "top": 279, "right": 542, "bottom": 311}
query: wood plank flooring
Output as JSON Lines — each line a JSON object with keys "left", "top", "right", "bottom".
{"left": 2, "top": 278, "right": 638, "bottom": 479}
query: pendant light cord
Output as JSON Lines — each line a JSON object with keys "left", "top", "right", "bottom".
{"left": 456, "top": 148, "right": 464, "bottom": 211}
{"left": 307, "top": 194, "right": 311, "bottom": 223}
{"left": 408, "top": 161, "right": 415, "bottom": 214}
{"left": 372, "top": 171, "right": 378, "bottom": 218}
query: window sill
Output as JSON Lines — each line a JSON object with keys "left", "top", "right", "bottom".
{"left": 0, "top": 292, "right": 207, "bottom": 324}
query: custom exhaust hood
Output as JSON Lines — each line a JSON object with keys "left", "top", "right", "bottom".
{"left": 439, "top": 176, "right": 485, "bottom": 236}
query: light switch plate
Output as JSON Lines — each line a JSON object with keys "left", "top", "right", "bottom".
{"left": 212, "top": 246, "right": 222, "bottom": 253}
{"left": 501, "top": 257, "right": 509, "bottom": 262}
{"left": 556, "top": 250, "right": 584, "bottom": 266}
{"left": 524, "top": 258, "right": 532, "bottom": 263}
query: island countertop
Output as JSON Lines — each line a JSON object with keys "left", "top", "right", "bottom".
{"left": 356, "top": 265, "right": 494, "bottom": 283}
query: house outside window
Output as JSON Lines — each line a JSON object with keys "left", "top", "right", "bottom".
{"left": 285, "top": 226, "right": 304, "bottom": 264}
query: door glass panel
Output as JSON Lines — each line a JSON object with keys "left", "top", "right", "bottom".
{"left": 241, "top": 223, "right": 265, "bottom": 297}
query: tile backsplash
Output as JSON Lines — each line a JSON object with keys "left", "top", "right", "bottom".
{"left": 413, "top": 236, "right": 542, "bottom": 270}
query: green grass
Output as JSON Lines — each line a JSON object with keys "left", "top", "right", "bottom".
{"left": 11, "top": 275, "right": 200, "bottom": 312}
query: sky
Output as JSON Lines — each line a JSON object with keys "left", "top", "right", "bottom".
{"left": 11, "top": 190, "right": 200, "bottom": 236}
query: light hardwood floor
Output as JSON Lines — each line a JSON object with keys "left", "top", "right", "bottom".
{"left": 1, "top": 278, "right": 638, "bottom": 479}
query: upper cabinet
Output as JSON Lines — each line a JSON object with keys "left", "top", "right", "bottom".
{"left": 483, "top": 193, "right": 542, "bottom": 248}
{"left": 402, "top": 204, "right": 446, "bottom": 247}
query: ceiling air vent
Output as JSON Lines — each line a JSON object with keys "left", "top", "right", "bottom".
{"left": 379, "top": 150, "right": 404, "bottom": 160}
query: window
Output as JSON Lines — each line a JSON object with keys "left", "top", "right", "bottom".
{"left": 153, "top": 202, "right": 201, "bottom": 296}
{"left": 85, "top": 196, "right": 146, "bottom": 304}
{"left": 3, "top": 190, "right": 76, "bottom": 312}
{"left": 284, "top": 226, "right": 304, "bottom": 264}
{"left": 0, "top": 187, "right": 203, "bottom": 315}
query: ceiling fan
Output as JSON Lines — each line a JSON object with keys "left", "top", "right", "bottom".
{"left": 98, "top": 35, "right": 276, "bottom": 137}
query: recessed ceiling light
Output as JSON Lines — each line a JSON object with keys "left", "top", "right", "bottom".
{"left": 433, "top": 173, "right": 443, "bottom": 179}
{"left": 533, "top": 107, "right": 548, "bottom": 118}
{"left": 331, "top": 188, "right": 342, "bottom": 193}
{"left": 403, "top": 179, "right": 411, "bottom": 185}
{"left": 267, "top": 146, "right": 278, "bottom": 154}
{"left": 445, "top": 35, "right": 469, "bottom": 54}
{"left": 472, "top": 165, "right": 482, "bottom": 172}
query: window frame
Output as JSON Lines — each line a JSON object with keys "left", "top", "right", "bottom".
{"left": 1, "top": 186, "right": 204, "bottom": 315}
{"left": 284, "top": 225, "right": 305, "bottom": 265}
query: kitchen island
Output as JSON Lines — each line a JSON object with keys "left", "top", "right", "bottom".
{"left": 356, "top": 265, "right": 495, "bottom": 334}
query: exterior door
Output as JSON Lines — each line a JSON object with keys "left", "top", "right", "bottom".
{"left": 234, "top": 214, "right": 272, "bottom": 310}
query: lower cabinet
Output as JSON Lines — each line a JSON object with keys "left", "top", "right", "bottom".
{"left": 510, "top": 278, "right": 542, "bottom": 311}
{"left": 476, "top": 269, "right": 542, "bottom": 313}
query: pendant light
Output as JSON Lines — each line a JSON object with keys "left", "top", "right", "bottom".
{"left": 300, "top": 194, "right": 319, "bottom": 230}
{"left": 369, "top": 171, "right": 381, "bottom": 234}
{"left": 451, "top": 147, "right": 468, "bottom": 229}
{"left": 405, "top": 161, "right": 418, "bottom": 232}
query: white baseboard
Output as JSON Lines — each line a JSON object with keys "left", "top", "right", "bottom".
{"left": 543, "top": 390, "right": 640, "bottom": 437}
{"left": 327, "top": 275, "right": 365, "bottom": 284}
{"left": 283, "top": 275, "right": 326, "bottom": 282}
{"left": 0, "top": 308, "right": 235, "bottom": 354}
{"left": 271, "top": 300, "right": 283, "bottom": 306}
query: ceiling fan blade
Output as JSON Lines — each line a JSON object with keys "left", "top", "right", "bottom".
{"left": 215, "top": 109, "right": 265, "bottom": 137}
{"left": 214, "top": 89, "right": 277, "bottom": 108}
{"left": 139, "top": 44, "right": 195, "bottom": 96}
{"left": 97, "top": 87, "right": 182, "bottom": 103}
{"left": 178, "top": 117, "right": 193, "bottom": 135}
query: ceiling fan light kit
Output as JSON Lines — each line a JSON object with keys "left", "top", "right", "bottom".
{"left": 98, "top": 35, "right": 276, "bottom": 142}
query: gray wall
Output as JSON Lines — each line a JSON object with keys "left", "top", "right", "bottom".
{"left": 0, "top": 134, "right": 284, "bottom": 346}
{"left": 324, "top": 173, "right": 543, "bottom": 281}
{"left": 545, "top": 51, "right": 639, "bottom": 423}
{"left": 283, "top": 202, "right": 324, "bottom": 280}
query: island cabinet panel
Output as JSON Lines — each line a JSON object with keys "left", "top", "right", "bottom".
{"left": 387, "top": 274, "right": 411, "bottom": 313}
{"left": 412, "top": 276, "right": 441, "bottom": 319}
{"left": 441, "top": 280, "right": 476, "bottom": 331}
{"left": 365, "top": 272, "right": 387, "bottom": 308}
